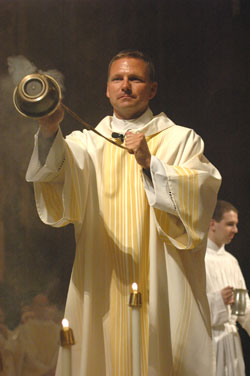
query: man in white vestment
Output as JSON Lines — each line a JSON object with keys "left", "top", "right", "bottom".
{"left": 205, "top": 200, "right": 250, "bottom": 376}
{"left": 25, "top": 50, "right": 221, "bottom": 375}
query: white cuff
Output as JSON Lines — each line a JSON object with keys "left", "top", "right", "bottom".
{"left": 143, "top": 156, "right": 177, "bottom": 215}
{"left": 26, "top": 128, "right": 65, "bottom": 182}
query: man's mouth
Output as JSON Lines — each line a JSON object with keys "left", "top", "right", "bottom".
{"left": 119, "top": 95, "right": 133, "bottom": 99}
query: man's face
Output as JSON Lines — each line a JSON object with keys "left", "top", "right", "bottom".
{"left": 211, "top": 210, "right": 238, "bottom": 247}
{"left": 106, "top": 57, "right": 157, "bottom": 120}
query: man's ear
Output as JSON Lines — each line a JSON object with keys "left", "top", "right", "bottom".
{"left": 149, "top": 81, "right": 158, "bottom": 100}
{"left": 210, "top": 218, "right": 216, "bottom": 231}
{"left": 106, "top": 86, "right": 110, "bottom": 99}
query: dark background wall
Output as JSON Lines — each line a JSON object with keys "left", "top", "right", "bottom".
{"left": 0, "top": 0, "right": 249, "bottom": 372}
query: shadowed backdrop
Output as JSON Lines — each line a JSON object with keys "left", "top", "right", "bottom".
{"left": 0, "top": 0, "right": 249, "bottom": 371}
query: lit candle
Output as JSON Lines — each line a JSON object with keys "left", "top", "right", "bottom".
{"left": 129, "top": 282, "right": 142, "bottom": 376}
{"left": 60, "top": 318, "right": 75, "bottom": 376}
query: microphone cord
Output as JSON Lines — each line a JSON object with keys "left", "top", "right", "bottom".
{"left": 61, "top": 103, "right": 128, "bottom": 150}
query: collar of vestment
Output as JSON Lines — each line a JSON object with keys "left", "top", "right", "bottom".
{"left": 112, "top": 108, "right": 154, "bottom": 132}
{"left": 96, "top": 108, "right": 175, "bottom": 138}
{"left": 207, "top": 238, "right": 226, "bottom": 255}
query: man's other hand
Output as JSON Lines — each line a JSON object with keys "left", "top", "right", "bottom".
{"left": 125, "top": 131, "right": 151, "bottom": 169}
{"left": 221, "top": 286, "right": 234, "bottom": 305}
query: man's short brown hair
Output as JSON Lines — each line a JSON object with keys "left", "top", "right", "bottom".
{"left": 212, "top": 200, "right": 238, "bottom": 222}
{"left": 108, "top": 49, "right": 156, "bottom": 82}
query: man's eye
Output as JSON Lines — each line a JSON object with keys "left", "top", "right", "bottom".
{"left": 130, "top": 77, "right": 143, "bottom": 82}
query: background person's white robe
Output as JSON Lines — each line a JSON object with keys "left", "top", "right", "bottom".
{"left": 205, "top": 239, "right": 250, "bottom": 376}
{"left": 4, "top": 318, "right": 60, "bottom": 376}
{"left": 26, "top": 110, "right": 221, "bottom": 375}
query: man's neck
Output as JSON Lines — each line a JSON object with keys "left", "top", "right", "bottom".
{"left": 208, "top": 234, "right": 223, "bottom": 248}
{"left": 112, "top": 108, "right": 153, "bottom": 132}
{"left": 114, "top": 107, "right": 149, "bottom": 120}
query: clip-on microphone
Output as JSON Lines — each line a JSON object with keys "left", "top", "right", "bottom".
{"left": 111, "top": 132, "right": 124, "bottom": 143}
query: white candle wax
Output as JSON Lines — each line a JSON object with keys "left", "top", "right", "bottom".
{"left": 61, "top": 346, "right": 72, "bottom": 376}
{"left": 130, "top": 283, "right": 141, "bottom": 376}
{"left": 61, "top": 318, "right": 72, "bottom": 376}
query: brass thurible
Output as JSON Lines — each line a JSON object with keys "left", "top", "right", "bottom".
{"left": 13, "top": 73, "right": 128, "bottom": 150}
{"left": 13, "top": 73, "right": 61, "bottom": 119}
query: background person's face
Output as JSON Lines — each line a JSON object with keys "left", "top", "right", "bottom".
{"left": 212, "top": 210, "right": 238, "bottom": 247}
{"left": 106, "top": 57, "right": 157, "bottom": 120}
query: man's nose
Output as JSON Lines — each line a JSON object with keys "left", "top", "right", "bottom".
{"left": 121, "top": 78, "right": 131, "bottom": 92}
{"left": 233, "top": 225, "right": 238, "bottom": 233}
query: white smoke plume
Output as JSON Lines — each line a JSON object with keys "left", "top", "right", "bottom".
{"left": 7, "top": 55, "right": 65, "bottom": 93}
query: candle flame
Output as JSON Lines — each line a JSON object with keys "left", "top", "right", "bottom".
{"left": 62, "top": 318, "right": 69, "bottom": 329}
{"left": 132, "top": 282, "right": 138, "bottom": 292}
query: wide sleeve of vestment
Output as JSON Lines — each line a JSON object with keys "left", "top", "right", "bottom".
{"left": 143, "top": 126, "right": 221, "bottom": 250}
{"left": 26, "top": 127, "right": 90, "bottom": 228}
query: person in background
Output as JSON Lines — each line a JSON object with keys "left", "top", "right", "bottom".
{"left": 0, "top": 305, "right": 10, "bottom": 376}
{"left": 205, "top": 200, "right": 250, "bottom": 376}
{"left": 0, "top": 306, "right": 9, "bottom": 346}
{"left": 25, "top": 49, "right": 221, "bottom": 375}
{"left": 4, "top": 292, "right": 60, "bottom": 376}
